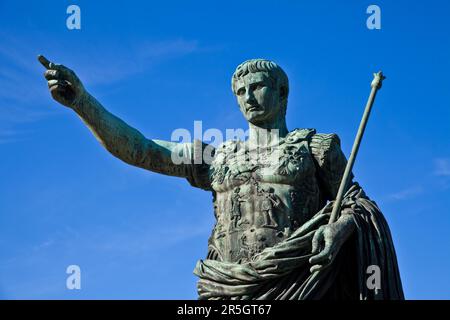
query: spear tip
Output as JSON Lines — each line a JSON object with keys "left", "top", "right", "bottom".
{"left": 371, "top": 71, "right": 386, "bottom": 89}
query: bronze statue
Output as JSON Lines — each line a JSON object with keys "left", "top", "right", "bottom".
{"left": 38, "top": 55, "right": 403, "bottom": 299}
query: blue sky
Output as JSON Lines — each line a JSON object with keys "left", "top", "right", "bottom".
{"left": 0, "top": 0, "right": 449, "bottom": 299}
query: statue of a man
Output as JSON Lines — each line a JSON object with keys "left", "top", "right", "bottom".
{"left": 38, "top": 56, "right": 404, "bottom": 299}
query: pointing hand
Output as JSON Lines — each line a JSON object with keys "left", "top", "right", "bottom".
{"left": 38, "top": 55, "right": 85, "bottom": 108}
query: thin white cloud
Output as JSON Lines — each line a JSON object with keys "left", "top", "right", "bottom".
{"left": 61, "top": 38, "right": 202, "bottom": 86}
{"left": 0, "top": 33, "right": 209, "bottom": 144}
{"left": 388, "top": 186, "right": 424, "bottom": 201}
{"left": 138, "top": 39, "right": 199, "bottom": 59}
{"left": 434, "top": 158, "right": 450, "bottom": 177}
{"left": 89, "top": 220, "right": 211, "bottom": 255}
{"left": 0, "top": 128, "right": 28, "bottom": 144}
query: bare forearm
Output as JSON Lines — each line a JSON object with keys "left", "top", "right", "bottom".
{"left": 71, "top": 92, "right": 197, "bottom": 178}
{"left": 72, "top": 91, "right": 148, "bottom": 166}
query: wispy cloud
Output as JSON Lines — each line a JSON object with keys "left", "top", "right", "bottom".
{"left": 387, "top": 186, "right": 424, "bottom": 201}
{"left": 0, "top": 106, "right": 52, "bottom": 144}
{"left": 434, "top": 158, "right": 450, "bottom": 177}
{"left": 89, "top": 219, "right": 211, "bottom": 255}
{"left": 0, "top": 128, "right": 30, "bottom": 144}
{"left": 70, "top": 39, "right": 202, "bottom": 86}
{"left": 0, "top": 33, "right": 58, "bottom": 143}
{"left": 0, "top": 212, "right": 212, "bottom": 298}
{"left": 138, "top": 39, "right": 200, "bottom": 59}
{"left": 0, "top": 33, "right": 209, "bottom": 144}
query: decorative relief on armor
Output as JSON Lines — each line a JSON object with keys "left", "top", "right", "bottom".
{"left": 229, "top": 187, "right": 246, "bottom": 229}
{"left": 255, "top": 185, "right": 281, "bottom": 228}
{"left": 207, "top": 130, "right": 326, "bottom": 263}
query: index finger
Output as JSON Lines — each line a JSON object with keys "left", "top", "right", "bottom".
{"left": 38, "top": 55, "right": 52, "bottom": 69}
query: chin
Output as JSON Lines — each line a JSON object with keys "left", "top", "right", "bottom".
{"left": 247, "top": 116, "right": 272, "bottom": 126}
{"left": 244, "top": 112, "right": 264, "bottom": 123}
{"left": 246, "top": 110, "right": 277, "bottom": 125}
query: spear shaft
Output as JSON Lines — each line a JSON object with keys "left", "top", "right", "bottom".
{"left": 328, "top": 71, "right": 386, "bottom": 224}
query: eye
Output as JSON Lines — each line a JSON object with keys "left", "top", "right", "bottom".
{"left": 237, "top": 88, "right": 246, "bottom": 96}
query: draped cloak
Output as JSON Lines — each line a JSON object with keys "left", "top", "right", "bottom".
{"left": 193, "top": 184, "right": 404, "bottom": 300}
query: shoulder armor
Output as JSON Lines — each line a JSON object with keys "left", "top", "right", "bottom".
{"left": 309, "top": 133, "right": 341, "bottom": 164}
{"left": 284, "top": 128, "right": 316, "bottom": 144}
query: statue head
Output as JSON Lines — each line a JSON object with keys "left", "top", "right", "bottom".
{"left": 231, "top": 59, "right": 289, "bottom": 126}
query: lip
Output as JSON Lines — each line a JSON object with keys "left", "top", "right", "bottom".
{"left": 246, "top": 105, "right": 260, "bottom": 112}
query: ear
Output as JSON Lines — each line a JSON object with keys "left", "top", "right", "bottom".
{"left": 279, "top": 86, "right": 288, "bottom": 100}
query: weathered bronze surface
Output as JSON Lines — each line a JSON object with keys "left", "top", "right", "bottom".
{"left": 38, "top": 56, "right": 403, "bottom": 299}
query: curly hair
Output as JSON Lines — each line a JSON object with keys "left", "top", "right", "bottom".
{"left": 231, "top": 59, "right": 289, "bottom": 115}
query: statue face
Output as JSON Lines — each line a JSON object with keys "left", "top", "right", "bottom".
{"left": 235, "top": 72, "right": 284, "bottom": 125}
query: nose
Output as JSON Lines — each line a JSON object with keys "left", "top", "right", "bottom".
{"left": 245, "top": 88, "right": 256, "bottom": 104}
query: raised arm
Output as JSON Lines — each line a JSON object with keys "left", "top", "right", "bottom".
{"left": 38, "top": 55, "right": 212, "bottom": 185}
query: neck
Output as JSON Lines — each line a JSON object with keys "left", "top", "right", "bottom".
{"left": 247, "top": 117, "right": 288, "bottom": 148}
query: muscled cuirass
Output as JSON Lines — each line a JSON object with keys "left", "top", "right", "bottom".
{"left": 206, "top": 129, "right": 325, "bottom": 263}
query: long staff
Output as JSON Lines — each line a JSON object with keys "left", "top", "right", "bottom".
{"left": 328, "top": 71, "right": 385, "bottom": 224}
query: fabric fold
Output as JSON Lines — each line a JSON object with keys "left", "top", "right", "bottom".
{"left": 193, "top": 183, "right": 404, "bottom": 300}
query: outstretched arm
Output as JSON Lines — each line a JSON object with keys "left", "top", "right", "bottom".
{"left": 38, "top": 55, "right": 210, "bottom": 181}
